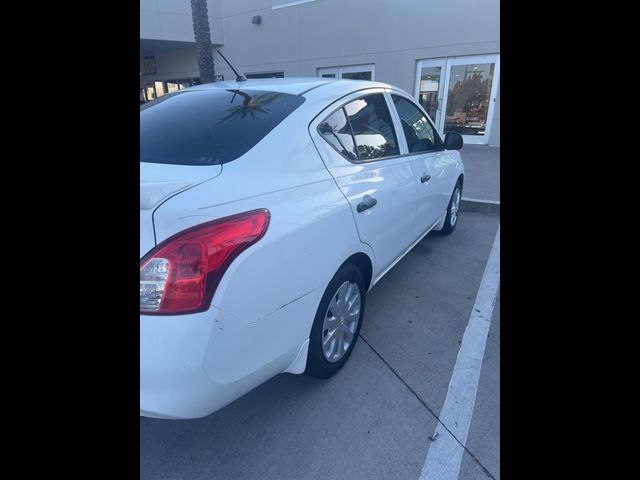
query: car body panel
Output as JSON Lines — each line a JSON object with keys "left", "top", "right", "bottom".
{"left": 307, "top": 86, "right": 463, "bottom": 278}
{"left": 308, "top": 102, "right": 419, "bottom": 277}
{"left": 140, "top": 290, "right": 323, "bottom": 419}
{"left": 140, "top": 78, "right": 463, "bottom": 419}
{"left": 140, "top": 162, "right": 223, "bottom": 258}
{"left": 385, "top": 89, "right": 464, "bottom": 238}
{"left": 408, "top": 151, "right": 461, "bottom": 236}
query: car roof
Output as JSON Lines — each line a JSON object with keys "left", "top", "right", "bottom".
{"left": 186, "top": 77, "right": 397, "bottom": 96}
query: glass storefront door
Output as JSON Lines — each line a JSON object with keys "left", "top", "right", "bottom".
{"left": 414, "top": 59, "right": 446, "bottom": 129}
{"left": 415, "top": 55, "right": 500, "bottom": 145}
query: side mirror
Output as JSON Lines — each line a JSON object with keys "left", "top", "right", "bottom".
{"left": 444, "top": 132, "right": 463, "bottom": 150}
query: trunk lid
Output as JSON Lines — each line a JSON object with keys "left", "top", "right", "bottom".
{"left": 139, "top": 162, "right": 223, "bottom": 258}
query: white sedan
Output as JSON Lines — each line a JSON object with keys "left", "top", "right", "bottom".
{"left": 140, "top": 77, "right": 464, "bottom": 419}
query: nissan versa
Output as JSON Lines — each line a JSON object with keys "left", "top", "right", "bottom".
{"left": 140, "top": 77, "right": 464, "bottom": 419}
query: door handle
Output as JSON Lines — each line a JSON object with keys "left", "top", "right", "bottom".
{"left": 357, "top": 195, "right": 377, "bottom": 213}
{"left": 421, "top": 174, "right": 431, "bottom": 183}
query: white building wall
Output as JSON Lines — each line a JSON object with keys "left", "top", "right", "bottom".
{"left": 141, "top": 0, "right": 500, "bottom": 144}
{"left": 140, "top": 0, "right": 223, "bottom": 44}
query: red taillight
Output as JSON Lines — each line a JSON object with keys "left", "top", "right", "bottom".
{"left": 140, "top": 209, "right": 270, "bottom": 315}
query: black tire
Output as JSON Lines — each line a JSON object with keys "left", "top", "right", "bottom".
{"left": 438, "top": 181, "right": 462, "bottom": 235}
{"left": 305, "top": 263, "right": 366, "bottom": 379}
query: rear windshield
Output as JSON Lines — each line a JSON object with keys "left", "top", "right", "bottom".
{"left": 140, "top": 89, "right": 305, "bottom": 165}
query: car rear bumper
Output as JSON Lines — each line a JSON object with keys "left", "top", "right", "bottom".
{"left": 140, "top": 307, "right": 289, "bottom": 420}
{"left": 140, "top": 292, "right": 316, "bottom": 419}
{"left": 140, "top": 308, "right": 223, "bottom": 419}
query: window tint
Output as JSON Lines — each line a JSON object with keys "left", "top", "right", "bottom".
{"left": 392, "top": 95, "right": 442, "bottom": 153}
{"left": 318, "top": 108, "right": 357, "bottom": 161}
{"left": 140, "top": 89, "right": 305, "bottom": 165}
{"left": 344, "top": 94, "right": 399, "bottom": 160}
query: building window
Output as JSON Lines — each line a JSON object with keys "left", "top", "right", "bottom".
{"left": 139, "top": 78, "right": 200, "bottom": 104}
{"left": 317, "top": 64, "right": 374, "bottom": 81}
{"left": 245, "top": 72, "right": 285, "bottom": 79}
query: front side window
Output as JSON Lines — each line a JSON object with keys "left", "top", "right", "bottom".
{"left": 343, "top": 94, "right": 399, "bottom": 161}
{"left": 140, "top": 89, "right": 305, "bottom": 165}
{"left": 392, "top": 95, "right": 442, "bottom": 153}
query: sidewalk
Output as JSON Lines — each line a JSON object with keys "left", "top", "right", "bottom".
{"left": 460, "top": 145, "right": 500, "bottom": 203}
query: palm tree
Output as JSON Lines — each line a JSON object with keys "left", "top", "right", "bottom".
{"left": 191, "top": 0, "right": 215, "bottom": 84}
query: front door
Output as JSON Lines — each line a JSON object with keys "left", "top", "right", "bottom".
{"left": 388, "top": 93, "right": 454, "bottom": 238}
{"left": 415, "top": 54, "right": 500, "bottom": 145}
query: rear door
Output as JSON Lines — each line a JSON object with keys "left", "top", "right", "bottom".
{"left": 309, "top": 90, "right": 418, "bottom": 277}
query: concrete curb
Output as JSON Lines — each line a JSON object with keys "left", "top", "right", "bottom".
{"left": 461, "top": 197, "right": 500, "bottom": 215}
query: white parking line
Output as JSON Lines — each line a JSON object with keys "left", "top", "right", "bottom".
{"left": 419, "top": 225, "right": 500, "bottom": 480}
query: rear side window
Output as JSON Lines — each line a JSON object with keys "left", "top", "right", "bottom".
{"left": 392, "top": 95, "right": 442, "bottom": 153}
{"left": 140, "top": 89, "right": 305, "bottom": 165}
{"left": 318, "top": 93, "right": 400, "bottom": 162}
{"left": 318, "top": 108, "right": 358, "bottom": 161}
{"left": 341, "top": 94, "right": 399, "bottom": 161}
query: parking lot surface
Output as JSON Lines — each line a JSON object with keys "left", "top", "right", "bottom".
{"left": 141, "top": 211, "right": 500, "bottom": 480}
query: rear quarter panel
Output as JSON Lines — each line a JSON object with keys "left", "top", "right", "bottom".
{"left": 151, "top": 105, "right": 375, "bottom": 382}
